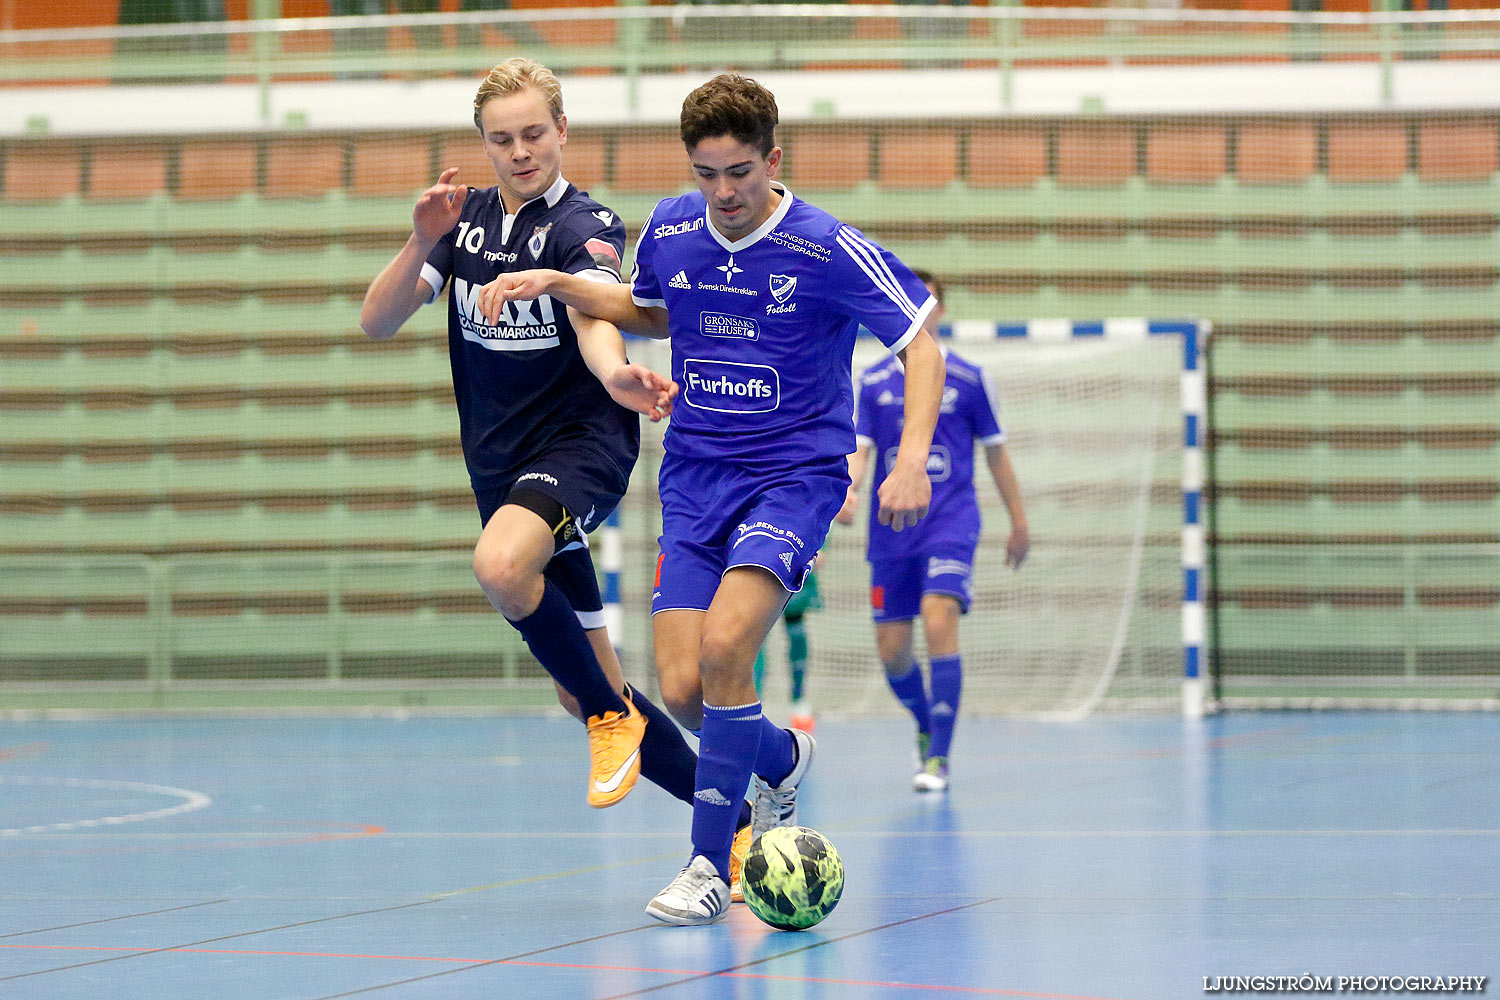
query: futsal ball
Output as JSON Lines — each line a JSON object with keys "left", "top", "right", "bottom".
{"left": 740, "top": 826, "right": 845, "bottom": 930}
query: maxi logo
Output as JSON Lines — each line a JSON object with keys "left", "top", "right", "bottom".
{"left": 452, "top": 278, "right": 559, "bottom": 351}
{"left": 682, "top": 358, "right": 780, "bottom": 414}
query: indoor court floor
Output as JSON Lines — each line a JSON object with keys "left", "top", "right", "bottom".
{"left": 1, "top": 710, "right": 1495, "bottom": 999}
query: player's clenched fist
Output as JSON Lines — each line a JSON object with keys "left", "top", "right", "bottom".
{"left": 876, "top": 462, "right": 931, "bottom": 533}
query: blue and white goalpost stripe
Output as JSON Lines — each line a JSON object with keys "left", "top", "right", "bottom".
{"left": 602, "top": 509, "right": 624, "bottom": 659}
{"left": 947, "top": 318, "right": 1212, "bottom": 718}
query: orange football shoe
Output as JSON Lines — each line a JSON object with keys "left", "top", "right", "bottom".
{"left": 584, "top": 693, "right": 646, "bottom": 808}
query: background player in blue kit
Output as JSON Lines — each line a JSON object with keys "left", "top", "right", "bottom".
{"left": 357, "top": 60, "right": 717, "bottom": 823}
{"left": 480, "top": 73, "right": 947, "bottom": 925}
{"left": 837, "top": 270, "right": 1031, "bottom": 792}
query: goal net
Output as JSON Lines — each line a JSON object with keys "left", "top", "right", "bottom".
{"left": 619, "top": 323, "right": 1191, "bottom": 720}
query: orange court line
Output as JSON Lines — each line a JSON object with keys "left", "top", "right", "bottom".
{"left": 0, "top": 944, "right": 1135, "bottom": 998}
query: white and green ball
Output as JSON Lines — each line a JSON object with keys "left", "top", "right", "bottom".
{"left": 740, "top": 826, "right": 845, "bottom": 930}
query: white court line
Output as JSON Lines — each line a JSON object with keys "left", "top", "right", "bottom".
{"left": 0, "top": 777, "right": 211, "bottom": 836}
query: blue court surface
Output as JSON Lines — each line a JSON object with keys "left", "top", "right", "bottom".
{"left": 1, "top": 711, "right": 1495, "bottom": 999}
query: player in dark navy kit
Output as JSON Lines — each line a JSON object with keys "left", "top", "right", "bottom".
{"left": 359, "top": 61, "right": 727, "bottom": 830}
{"left": 480, "top": 73, "right": 946, "bottom": 925}
{"left": 838, "top": 270, "right": 1030, "bottom": 793}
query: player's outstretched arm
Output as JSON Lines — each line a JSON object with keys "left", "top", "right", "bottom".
{"left": 877, "top": 329, "right": 945, "bottom": 533}
{"left": 360, "top": 168, "right": 468, "bottom": 340}
{"left": 478, "top": 269, "right": 670, "bottom": 339}
{"left": 834, "top": 443, "right": 871, "bottom": 526}
{"left": 985, "top": 443, "right": 1031, "bottom": 569}
{"left": 571, "top": 307, "right": 679, "bottom": 423}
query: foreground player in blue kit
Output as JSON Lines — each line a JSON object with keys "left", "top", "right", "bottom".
{"left": 481, "top": 73, "right": 946, "bottom": 925}
{"left": 359, "top": 61, "right": 733, "bottom": 830}
{"left": 837, "top": 271, "right": 1030, "bottom": 792}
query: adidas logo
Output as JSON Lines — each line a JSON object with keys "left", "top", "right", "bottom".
{"left": 693, "top": 787, "right": 733, "bottom": 806}
{"left": 931, "top": 701, "right": 955, "bottom": 717}
{"left": 780, "top": 552, "right": 794, "bottom": 571}
{"left": 668, "top": 270, "right": 691, "bottom": 289}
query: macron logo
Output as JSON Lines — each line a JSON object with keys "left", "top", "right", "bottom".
{"left": 694, "top": 787, "right": 733, "bottom": 806}
{"left": 668, "top": 270, "right": 691, "bottom": 290}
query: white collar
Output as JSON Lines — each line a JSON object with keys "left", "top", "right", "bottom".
{"left": 507, "top": 173, "right": 570, "bottom": 217}
{"left": 502, "top": 174, "right": 570, "bottom": 241}
{"left": 705, "top": 182, "right": 794, "bottom": 253}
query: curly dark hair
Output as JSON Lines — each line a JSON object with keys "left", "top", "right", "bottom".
{"left": 679, "top": 73, "right": 778, "bottom": 156}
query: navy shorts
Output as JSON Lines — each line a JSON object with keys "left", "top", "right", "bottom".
{"left": 652, "top": 453, "right": 847, "bottom": 615}
{"left": 869, "top": 544, "right": 976, "bottom": 622}
{"left": 474, "top": 443, "right": 627, "bottom": 630}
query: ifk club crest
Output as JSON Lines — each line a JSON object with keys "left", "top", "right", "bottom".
{"left": 769, "top": 273, "right": 797, "bottom": 303}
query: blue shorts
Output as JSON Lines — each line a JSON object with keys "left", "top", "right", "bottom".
{"left": 652, "top": 453, "right": 847, "bottom": 615}
{"left": 869, "top": 545, "right": 975, "bottom": 622}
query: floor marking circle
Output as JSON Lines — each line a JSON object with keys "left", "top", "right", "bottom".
{"left": 0, "top": 777, "right": 212, "bottom": 835}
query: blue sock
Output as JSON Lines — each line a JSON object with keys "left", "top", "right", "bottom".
{"left": 752, "top": 716, "right": 796, "bottom": 788}
{"left": 507, "top": 580, "right": 625, "bottom": 720}
{"left": 886, "top": 661, "right": 931, "bottom": 735}
{"left": 928, "top": 654, "right": 962, "bottom": 759}
{"left": 692, "top": 702, "right": 763, "bottom": 880}
{"left": 626, "top": 685, "right": 698, "bottom": 806}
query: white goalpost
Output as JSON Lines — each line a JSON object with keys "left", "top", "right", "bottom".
{"left": 613, "top": 320, "right": 1208, "bottom": 721}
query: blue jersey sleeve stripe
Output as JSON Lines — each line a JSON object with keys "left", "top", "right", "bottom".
{"left": 835, "top": 228, "right": 917, "bottom": 321}
{"left": 839, "top": 227, "right": 923, "bottom": 318}
{"left": 885, "top": 297, "right": 935, "bottom": 356}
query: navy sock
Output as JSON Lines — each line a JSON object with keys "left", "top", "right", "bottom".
{"left": 626, "top": 685, "right": 698, "bottom": 805}
{"left": 886, "top": 661, "right": 931, "bottom": 735}
{"left": 507, "top": 580, "right": 625, "bottom": 719}
{"left": 752, "top": 716, "right": 796, "bottom": 788}
{"left": 691, "top": 701, "right": 763, "bottom": 880}
{"left": 928, "top": 654, "right": 962, "bottom": 759}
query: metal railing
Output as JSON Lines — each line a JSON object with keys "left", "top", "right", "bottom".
{"left": 2, "top": 6, "right": 1498, "bottom": 120}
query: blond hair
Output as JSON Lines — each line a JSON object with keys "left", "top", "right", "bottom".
{"left": 473, "top": 58, "right": 564, "bottom": 131}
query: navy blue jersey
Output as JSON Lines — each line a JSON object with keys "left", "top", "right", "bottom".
{"left": 420, "top": 175, "right": 638, "bottom": 492}
{"left": 854, "top": 348, "right": 1005, "bottom": 558}
{"left": 630, "top": 184, "right": 934, "bottom": 466}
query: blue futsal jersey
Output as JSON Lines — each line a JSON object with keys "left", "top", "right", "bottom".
{"left": 420, "top": 175, "right": 637, "bottom": 495}
{"left": 630, "top": 184, "right": 934, "bottom": 466}
{"left": 854, "top": 348, "right": 1006, "bottom": 559}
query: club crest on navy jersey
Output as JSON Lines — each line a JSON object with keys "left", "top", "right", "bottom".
{"left": 769, "top": 274, "right": 797, "bottom": 303}
{"left": 528, "top": 223, "right": 552, "bottom": 259}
